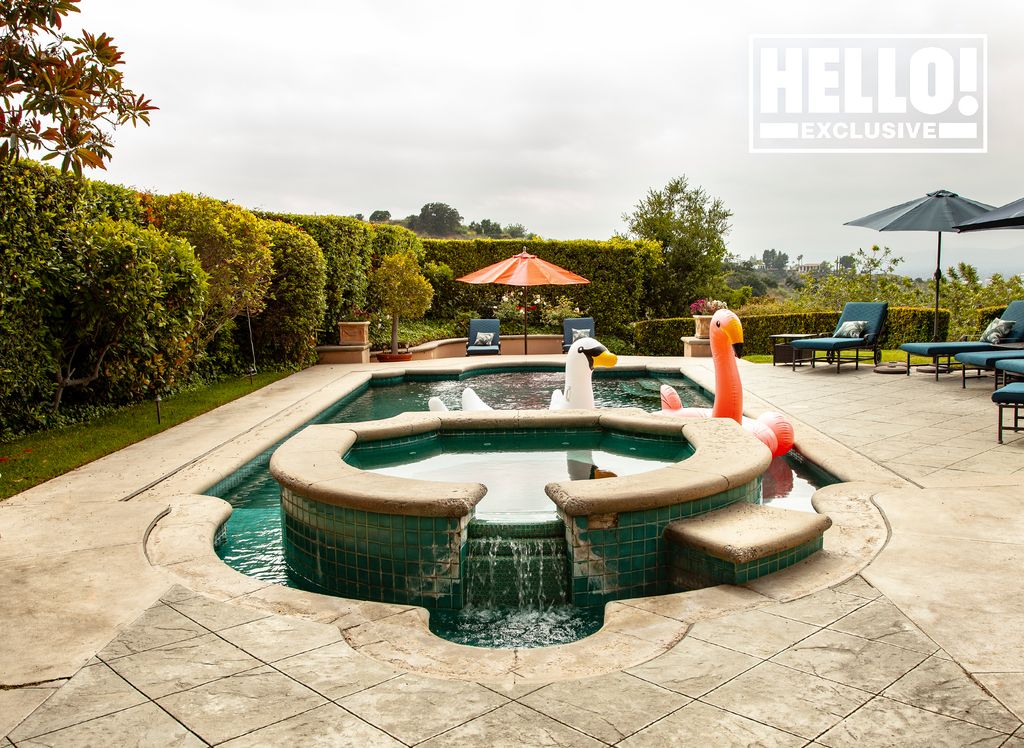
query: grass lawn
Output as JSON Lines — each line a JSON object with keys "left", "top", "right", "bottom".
{"left": 0, "top": 371, "right": 289, "bottom": 501}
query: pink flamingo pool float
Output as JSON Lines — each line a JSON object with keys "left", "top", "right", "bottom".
{"left": 659, "top": 309, "right": 794, "bottom": 457}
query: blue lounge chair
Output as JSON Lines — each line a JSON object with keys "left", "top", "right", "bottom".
{"left": 996, "top": 358, "right": 1024, "bottom": 383}
{"left": 466, "top": 318, "right": 501, "bottom": 356}
{"left": 993, "top": 382, "right": 1024, "bottom": 443}
{"left": 953, "top": 349, "right": 1024, "bottom": 388}
{"left": 562, "top": 317, "right": 595, "bottom": 353}
{"left": 900, "top": 301, "right": 1024, "bottom": 381}
{"left": 790, "top": 302, "right": 888, "bottom": 373}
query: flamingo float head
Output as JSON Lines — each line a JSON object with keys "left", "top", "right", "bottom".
{"left": 711, "top": 309, "right": 744, "bottom": 358}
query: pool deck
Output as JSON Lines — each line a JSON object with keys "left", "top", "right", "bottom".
{"left": 1, "top": 355, "right": 1023, "bottom": 746}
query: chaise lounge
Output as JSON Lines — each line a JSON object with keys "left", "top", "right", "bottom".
{"left": 900, "top": 300, "right": 1024, "bottom": 381}
{"left": 790, "top": 302, "right": 888, "bottom": 373}
{"left": 562, "top": 316, "right": 595, "bottom": 353}
{"left": 466, "top": 318, "right": 501, "bottom": 356}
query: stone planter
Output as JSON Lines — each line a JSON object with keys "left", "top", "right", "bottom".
{"left": 337, "top": 321, "right": 370, "bottom": 345}
{"left": 693, "top": 315, "right": 712, "bottom": 339}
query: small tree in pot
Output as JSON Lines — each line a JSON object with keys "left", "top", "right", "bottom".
{"left": 370, "top": 251, "right": 434, "bottom": 358}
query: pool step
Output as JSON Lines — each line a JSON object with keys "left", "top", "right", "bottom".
{"left": 663, "top": 503, "right": 832, "bottom": 590}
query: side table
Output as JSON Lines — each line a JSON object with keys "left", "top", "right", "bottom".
{"left": 771, "top": 334, "right": 816, "bottom": 366}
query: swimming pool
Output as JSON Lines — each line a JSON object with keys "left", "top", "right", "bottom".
{"left": 210, "top": 369, "right": 834, "bottom": 646}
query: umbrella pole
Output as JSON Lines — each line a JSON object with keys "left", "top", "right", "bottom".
{"left": 522, "top": 286, "right": 529, "bottom": 355}
{"left": 933, "top": 232, "right": 942, "bottom": 341}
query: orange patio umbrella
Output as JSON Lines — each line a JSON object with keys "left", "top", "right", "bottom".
{"left": 457, "top": 249, "right": 589, "bottom": 354}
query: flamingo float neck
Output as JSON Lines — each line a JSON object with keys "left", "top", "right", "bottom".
{"left": 708, "top": 311, "right": 743, "bottom": 423}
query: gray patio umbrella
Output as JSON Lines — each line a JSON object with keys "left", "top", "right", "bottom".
{"left": 845, "top": 189, "right": 994, "bottom": 341}
{"left": 955, "top": 195, "right": 1024, "bottom": 232}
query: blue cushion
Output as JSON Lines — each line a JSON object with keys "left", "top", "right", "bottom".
{"left": 996, "top": 359, "right": 1024, "bottom": 376}
{"left": 791, "top": 336, "right": 866, "bottom": 352}
{"left": 900, "top": 341, "right": 995, "bottom": 356}
{"left": 954, "top": 350, "right": 1024, "bottom": 368}
{"left": 998, "top": 301, "right": 1024, "bottom": 343}
{"left": 992, "top": 382, "right": 1024, "bottom": 404}
{"left": 834, "top": 302, "right": 887, "bottom": 343}
{"left": 466, "top": 345, "right": 500, "bottom": 355}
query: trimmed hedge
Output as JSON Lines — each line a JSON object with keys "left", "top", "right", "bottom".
{"left": 973, "top": 305, "right": 1008, "bottom": 338}
{"left": 250, "top": 221, "right": 327, "bottom": 367}
{"left": 257, "top": 212, "right": 374, "bottom": 343}
{"left": 422, "top": 238, "right": 662, "bottom": 335}
{"left": 0, "top": 161, "right": 152, "bottom": 433}
{"left": 633, "top": 307, "right": 948, "bottom": 356}
{"left": 370, "top": 223, "right": 424, "bottom": 265}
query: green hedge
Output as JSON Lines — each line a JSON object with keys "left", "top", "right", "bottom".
{"left": 251, "top": 221, "right": 327, "bottom": 367}
{"left": 370, "top": 223, "right": 424, "bottom": 265}
{"left": 633, "top": 307, "right": 948, "bottom": 356}
{"left": 422, "top": 238, "right": 662, "bottom": 335}
{"left": 0, "top": 161, "right": 151, "bottom": 434}
{"left": 257, "top": 212, "right": 374, "bottom": 343}
{"left": 973, "top": 305, "right": 1008, "bottom": 338}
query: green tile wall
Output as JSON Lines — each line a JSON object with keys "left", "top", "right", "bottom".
{"left": 666, "top": 535, "right": 824, "bottom": 590}
{"left": 281, "top": 488, "right": 467, "bottom": 609}
{"left": 562, "top": 478, "right": 762, "bottom": 607}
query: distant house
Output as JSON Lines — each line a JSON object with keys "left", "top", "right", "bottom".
{"left": 796, "top": 262, "right": 824, "bottom": 273}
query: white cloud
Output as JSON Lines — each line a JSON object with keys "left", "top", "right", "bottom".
{"left": 68, "top": 0, "right": 1024, "bottom": 276}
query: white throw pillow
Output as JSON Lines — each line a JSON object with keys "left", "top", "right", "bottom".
{"left": 980, "top": 318, "right": 1015, "bottom": 344}
{"left": 571, "top": 327, "right": 590, "bottom": 342}
{"left": 835, "top": 320, "right": 868, "bottom": 338}
{"left": 474, "top": 331, "right": 494, "bottom": 346}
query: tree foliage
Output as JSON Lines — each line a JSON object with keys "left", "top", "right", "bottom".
{"left": 0, "top": 0, "right": 156, "bottom": 175}
{"left": 761, "top": 249, "right": 789, "bottom": 270}
{"left": 942, "top": 263, "right": 1024, "bottom": 339}
{"left": 414, "top": 202, "right": 463, "bottom": 237}
{"left": 49, "top": 218, "right": 206, "bottom": 409}
{"left": 149, "top": 193, "right": 274, "bottom": 346}
{"left": 249, "top": 221, "right": 326, "bottom": 367}
{"left": 369, "top": 252, "right": 434, "bottom": 353}
{"left": 790, "top": 245, "right": 925, "bottom": 311}
{"left": 622, "top": 176, "right": 732, "bottom": 317}
{"left": 368, "top": 209, "right": 391, "bottom": 222}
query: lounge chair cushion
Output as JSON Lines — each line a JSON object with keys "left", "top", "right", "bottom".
{"left": 992, "top": 382, "right": 1024, "bottom": 404}
{"left": 954, "top": 350, "right": 1024, "bottom": 368}
{"left": 791, "top": 336, "right": 867, "bottom": 352}
{"left": 900, "top": 341, "right": 996, "bottom": 357}
{"left": 980, "top": 318, "right": 1016, "bottom": 344}
{"left": 835, "top": 320, "right": 868, "bottom": 338}
{"left": 996, "top": 359, "right": 1024, "bottom": 376}
{"left": 994, "top": 301, "right": 1024, "bottom": 343}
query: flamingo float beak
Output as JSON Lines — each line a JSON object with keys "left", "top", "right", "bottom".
{"left": 732, "top": 342, "right": 744, "bottom": 358}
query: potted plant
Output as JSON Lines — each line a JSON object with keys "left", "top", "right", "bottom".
{"left": 689, "top": 299, "right": 728, "bottom": 339}
{"left": 370, "top": 251, "right": 434, "bottom": 362}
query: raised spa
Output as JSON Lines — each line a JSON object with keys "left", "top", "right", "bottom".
{"left": 270, "top": 408, "right": 832, "bottom": 612}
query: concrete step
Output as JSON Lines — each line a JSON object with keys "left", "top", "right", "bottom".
{"left": 664, "top": 502, "right": 832, "bottom": 590}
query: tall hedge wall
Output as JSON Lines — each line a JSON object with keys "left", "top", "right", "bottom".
{"left": 0, "top": 161, "right": 149, "bottom": 433}
{"left": 633, "top": 307, "right": 948, "bottom": 356}
{"left": 422, "top": 238, "right": 662, "bottom": 335}
{"left": 257, "top": 212, "right": 374, "bottom": 343}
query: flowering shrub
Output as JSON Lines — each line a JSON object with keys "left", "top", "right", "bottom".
{"left": 541, "top": 296, "right": 582, "bottom": 326}
{"left": 689, "top": 298, "right": 728, "bottom": 315}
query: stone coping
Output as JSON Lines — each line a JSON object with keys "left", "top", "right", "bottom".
{"left": 664, "top": 502, "right": 834, "bottom": 564}
{"left": 139, "top": 357, "right": 895, "bottom": 682}
{"left": 268, "top": 409, "right": 770, "bottom": 518}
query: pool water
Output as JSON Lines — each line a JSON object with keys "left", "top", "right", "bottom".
{"left": 345, "top": 429, "right": 692, "bottom": 521}
{"left": 212, "top": 370, "right": 834, "bottom": 648}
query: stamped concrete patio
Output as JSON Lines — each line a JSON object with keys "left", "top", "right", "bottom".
{"left": 1, "top": 356, "right": 1022, "bottom": 746}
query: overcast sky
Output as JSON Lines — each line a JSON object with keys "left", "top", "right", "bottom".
{"left": 67, "top": 0, "right": 1024, "bottom": 277}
